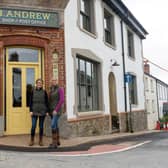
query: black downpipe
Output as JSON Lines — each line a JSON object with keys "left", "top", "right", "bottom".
{"left": 156, "top": 80, "right": 159, "bottom": 120}
{"left": 120, "top": 20, "right": 129, "bottom": 131}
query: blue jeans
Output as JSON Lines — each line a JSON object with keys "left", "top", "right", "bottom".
{"left": 31, "top": 115, "right": 45, "bottom": 137}
{"left": 51, "top": 114, "right": 60, "bottom": 130}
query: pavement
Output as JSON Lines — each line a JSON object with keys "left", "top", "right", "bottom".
{"left": 0, "top": 130, "right": 159, "bottom": 155}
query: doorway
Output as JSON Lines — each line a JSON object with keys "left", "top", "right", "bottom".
{"left": 108, "top": 72, "right": 119, "bottom": 132}
{"left": 5, "top": 47, "right": 42, "bottom": 135}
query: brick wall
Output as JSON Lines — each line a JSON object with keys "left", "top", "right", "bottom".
{"left": 0, "top": 24, "right": 66, "bottom": 114}
{"left": 0, "top": 0, "right": 69, "bottom": 9}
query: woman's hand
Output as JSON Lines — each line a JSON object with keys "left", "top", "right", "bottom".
{"left": 52, "top": 110, "right": 57, "bottom": 115}
{"left": 30, "top": 112, "right": 33, "bottom": 116}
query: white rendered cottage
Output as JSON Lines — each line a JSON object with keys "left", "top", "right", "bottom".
{"left": 64, "top": 0, "right": 148, "bottom": 136}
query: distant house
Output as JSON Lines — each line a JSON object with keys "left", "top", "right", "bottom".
{"left": 144, "top": 63, "right": 168, "bottom": 129}
{"left": 157, "top": 79, "right": 168, "bottom": 118}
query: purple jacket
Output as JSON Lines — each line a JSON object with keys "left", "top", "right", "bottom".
{"left": 54, "top": 87, "right": 64, "bottom": 112}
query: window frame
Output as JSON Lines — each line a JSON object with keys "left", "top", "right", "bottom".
{"left": 72, "top": 49, "right": 104, "bottom": 116}
{"left": 78, "top": 0, "right": 96, "bottom": 36}
{"left": 129, "top": 74, "right": 138, "bottom": 105}
{"left": 103, "top": 7, "right": 115, "bottom": 47}
{"left": 76, "top": 55, "right": 99, "bottom": 112}
{"left": 127, "top": 29, "right": 135, "bottom": 59}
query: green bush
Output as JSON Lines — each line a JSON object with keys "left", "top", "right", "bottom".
{"left": 159, "top": 115, "right": 168, "bottom": 123}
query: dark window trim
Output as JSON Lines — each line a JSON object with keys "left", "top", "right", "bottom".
{"left": 127, "top": 29, "right": 135, "bottom": 59}
{"left": 76, "top": 55, "right": 99, "bottom": 112}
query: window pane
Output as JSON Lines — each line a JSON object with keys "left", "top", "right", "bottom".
{"left": 13, "top": 68, "right": 22, "bottom": 107}
{"left": 80, "top": 85, "right": 86, "bottom": 111}
{"left": 104, "top": 11, "right": 111, "bottom": 30}
{"left": 93, "top": 86, "right": 98, "bottom": 110}
{"left": 80, "top": 14, "right": 90, "bottom": 32}
{"left": 127, "top": 31, "right": 134, "bottom": 58}
{"left": 129, "top": 75, "right": 137, "bottom": 104}
{"left": 92, "top": 64, "right": 97, "bottom": 85}
{"left": 79, "top": 59, "right": 85, "bottom": 84}
{"left": 81, "top": 0, "right": 90, "bottom": 15}
{"left": 87, "top": 85, "right": 92, "bottom": 110}
{"left": 8, "top": 48, "right": 38, "bottom": 62}
{"left": 26, "top": 68, "right": 35, "bottom": 107}
{"left": 86, "top": 62, "right": 91, "bottom": 84}
{"left": 104, "top": 9, "right": 114, "bottom": 45}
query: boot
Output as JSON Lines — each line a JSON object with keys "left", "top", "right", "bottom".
{"left": 29, "top": 136, "right": 34, "bottom": 146}
{"left": 39, "top": 136, "right": 44, "bottom": 146}
{"left": 57, "top": 128, "right": 61, "bottom": 146}
{"left": 48, "top": 129, "right": 57, "bottom": 149}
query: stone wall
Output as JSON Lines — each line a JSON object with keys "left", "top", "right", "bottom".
{"left": 65, "top": 115, "right": 110, "bottom": 138}
{"left": 46, "top": 114, "right": 111, "bottom": 138}
{"left": 119, "top": 110, "right": 147, "bottom": 132}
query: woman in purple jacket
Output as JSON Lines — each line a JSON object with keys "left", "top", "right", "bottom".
{"left": 48, "top": 78, "right": 64, "bottom": 149}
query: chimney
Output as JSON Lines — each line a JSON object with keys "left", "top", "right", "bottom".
{"left": 144, "top": 63, "right": 150, "bottom": 74}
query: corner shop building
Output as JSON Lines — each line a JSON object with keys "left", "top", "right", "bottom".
{"left": 0, "top": 6, "right": 66, "bottom": 136}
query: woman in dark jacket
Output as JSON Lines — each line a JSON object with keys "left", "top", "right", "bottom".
{"left": 48, "top": 78, "right": 64, "bottom": 149}
{"left": 29, "top": 78, "right": 49, "bottom": 146}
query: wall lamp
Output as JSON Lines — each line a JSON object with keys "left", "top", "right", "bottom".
{"left": 110, "top": 59, "right": 120, "bottom": 66}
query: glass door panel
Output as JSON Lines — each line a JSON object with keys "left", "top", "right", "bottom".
{"left": 26, "top": 68, "right": 35, "bottom": 107}
{"left": 12, "top": 68, "right": 22, "bottom": 107}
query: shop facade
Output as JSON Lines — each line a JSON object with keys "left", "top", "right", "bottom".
{"left": 0, "top": 1, "right": 67, "bottom": 136}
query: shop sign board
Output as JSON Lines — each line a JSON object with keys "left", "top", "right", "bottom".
{"left": 0, "top": 8, "right": 59, "bottom": 28}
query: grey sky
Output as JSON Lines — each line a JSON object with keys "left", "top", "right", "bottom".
{"left": 123, "top": 0, "right": 168, "bottom": 84}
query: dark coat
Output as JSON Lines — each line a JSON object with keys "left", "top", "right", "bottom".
{"left": 29, "top": 88, "right": 49, "bottom": 116}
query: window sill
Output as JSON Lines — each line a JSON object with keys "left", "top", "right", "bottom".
{"left": 77, "top": 110, "right": 103, "bottom": 117}
{"left": 104, "top": 41, "right": 116, "bottom": 50}
{"left": 128, "top": 55, "right": 136, "bottom": 61}
{"left": 79, "top": 27, "right": 97, "bottom": 39}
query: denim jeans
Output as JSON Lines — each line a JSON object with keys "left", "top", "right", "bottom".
{"left": 51, "top": 114, "right": 60, "bottom": 130}
{"left": 31, "top": 115, "right": 45, "bottom": 137}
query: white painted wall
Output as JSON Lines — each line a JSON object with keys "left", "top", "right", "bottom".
{"left": 64, "top": 0, "right": 145, "bottom": 119}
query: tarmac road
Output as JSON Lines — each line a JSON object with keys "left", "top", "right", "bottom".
{"left": 0, "top": 131, "right": 168, "bottom": 168}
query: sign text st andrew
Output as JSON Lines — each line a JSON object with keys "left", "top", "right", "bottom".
{"left": 0, "top": 8, "right": 59, "bottom": 28}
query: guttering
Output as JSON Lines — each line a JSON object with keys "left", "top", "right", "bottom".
{"left": 103, "top": 0, "right": 148, "bottom": 39}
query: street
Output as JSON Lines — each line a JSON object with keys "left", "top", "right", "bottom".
{"left": 0, "top": 131, "right": 168, "bottom": 168}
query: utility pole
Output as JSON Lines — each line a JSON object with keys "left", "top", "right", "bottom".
{"left": 125, "top": 73, "right": 134, "bottom": 133}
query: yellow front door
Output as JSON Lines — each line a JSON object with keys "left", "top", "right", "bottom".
{"left": 5, "top": 47, "right": 42, "bottom": 135}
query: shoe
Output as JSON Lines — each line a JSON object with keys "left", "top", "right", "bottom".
{"left": 48, "top": 143, "right": 57, "bottom": 149}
